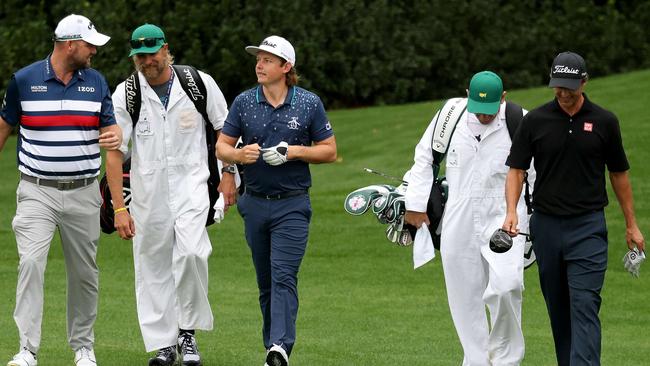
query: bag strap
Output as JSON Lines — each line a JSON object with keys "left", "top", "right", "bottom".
{"left": 429, "top": 97, "right": 467, "bottom": 169}
{"left": 171, "top": 64, "right": 210, "bottom": 125}
{"left": 504, "top": 101, "right": 523, "bottom": 139}
{"left": 171, "top": 64, "right": 221, "bottom": 201}
{"left": 125, "top": 65, "right": 211, "bottom": 126}
{"left": 124, "top": 71, "right": 141, "bottom": 127}
{"left": 504, "top": 101, "right": 533, "bottom": 214}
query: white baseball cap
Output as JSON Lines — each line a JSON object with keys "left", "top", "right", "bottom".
{"left": 245, "top": 35, "right": 296, "bottom": 66}
{"left": 54, "top": 14, "right": 110, "bottom": 46}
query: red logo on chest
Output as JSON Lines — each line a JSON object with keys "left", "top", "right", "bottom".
{"left": 583, "top": 122, "right": 593, "bottom": 132}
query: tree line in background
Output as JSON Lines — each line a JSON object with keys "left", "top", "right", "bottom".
{"left": 1, "top": 0, "right": 648, "bottom": 108}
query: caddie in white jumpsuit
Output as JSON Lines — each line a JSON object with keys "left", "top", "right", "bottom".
{"left": 106, "top": 24, "right": 233, "bottom": 366}
{"left": 405, "top": 71, "right": 532, "bottom": 366}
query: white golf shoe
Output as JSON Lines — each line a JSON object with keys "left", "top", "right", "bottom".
{"left": 265, "top": 344, "right": 288, "bottom": 366}
{"left": 74, "top": 347, "right": 96, "bottom": 366}
{"left": 7, "top": 348, "right": 37, "bottom": 366}
{"left": 177, "top": 332, "right": 201, "bottom": 366}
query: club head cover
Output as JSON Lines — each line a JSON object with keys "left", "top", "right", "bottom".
{"left": 375, "top": 192, "right": 405, "bottom": 224}
{"left": 371, "top": 186, "right": 398, "bottom": 215}
{"left": 344, "top": 185, "right": 394, "bottom": 215}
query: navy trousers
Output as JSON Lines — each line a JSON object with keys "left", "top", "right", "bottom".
{"left": 237, "top": 192, "right": 312, "bottom": 356}
{"left": 530, "top": 210, "right": 608, "bottom": 366}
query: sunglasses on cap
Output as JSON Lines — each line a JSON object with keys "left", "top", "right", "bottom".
{"left": 130, "top": 37, "right": 164, "bottom": 49}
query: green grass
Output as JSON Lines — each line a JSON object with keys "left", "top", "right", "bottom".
{"left": 1, "top": 70, "right": 650, "bottom": 365}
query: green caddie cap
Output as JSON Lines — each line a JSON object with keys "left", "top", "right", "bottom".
{"left": 129, "top": 24, "right": 166, "bottom": 57}
{"left": 467, "top": 71, "right": 503, "bottom": 115}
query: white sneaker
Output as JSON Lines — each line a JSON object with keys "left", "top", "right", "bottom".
{"left": 265, "top": 344, "right": 288, "bottom": 366}
{"left": 74, "top": 347, "right": 96, "bottom": 366}
{"left": 7, "top": 348, "right": 37, "bottom": 366}
{"left": 177, "top": 332, "right": 201, "bottom": 366}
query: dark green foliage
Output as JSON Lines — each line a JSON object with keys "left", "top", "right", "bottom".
{"left": 1, "top": 0, "right": 648, "bottom": 107}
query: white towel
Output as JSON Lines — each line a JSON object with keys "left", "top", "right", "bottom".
{"left": 213, "top": 158, "right": 242, "bottom": 224}
{"left": 413, "top": 223, "right": 435, "bottom": 269}
{"left": 213, "top": 196, "right": 225, "bottom": 223}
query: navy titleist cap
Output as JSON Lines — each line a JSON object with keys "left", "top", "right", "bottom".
{"left": 548, "top": 51, "right": 588, "bottom": 90}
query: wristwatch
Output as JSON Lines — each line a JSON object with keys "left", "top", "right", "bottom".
{"left": 221, "top": 165, "right": 237, "bottom": 174}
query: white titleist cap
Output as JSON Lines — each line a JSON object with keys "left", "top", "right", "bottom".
{"left": 245, "top": 35, "right": 296, "bottom": 66}
{"left": 54, "top": 14, "right": 110, "bottom": 46}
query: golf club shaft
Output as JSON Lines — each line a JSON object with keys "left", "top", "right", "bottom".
{"left": 501, "top": 228, "right": 531, "bottom": 238}
{"left": 363, "top": 168, "right": 406, "bottom": 183}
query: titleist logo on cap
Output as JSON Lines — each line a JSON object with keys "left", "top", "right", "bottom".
{"left": 554, "top": 65, "right": 580, "bottom": 75}
{"left": 262, "top": 40, "right": 277, "bottom": 48}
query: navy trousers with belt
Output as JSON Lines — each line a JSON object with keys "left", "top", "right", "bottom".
{"left": 530, "top": 210, "right": 608, "bottom": 366}
{"left": 237, "top": 192, "right": 312, "bottom": 356}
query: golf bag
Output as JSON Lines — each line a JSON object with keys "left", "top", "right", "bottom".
{"left": 99, "top": 159, "right": 131, "bottom": 234}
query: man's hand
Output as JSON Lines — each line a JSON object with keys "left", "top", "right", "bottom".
{"left": 218, "top": 172, "right": 237, "bottom": 209}
{"left": 502, "top": 211, "right": 520, "bottom": 237}
{"left": 626, "top": 225, "right": 645, "bottom": 252}
{"left": 405, "top": 210, "right": 429, "bottom": 229}
{"left": 114, "top": 210, "right": 135, "bottom": 240}
{"left": 99, "top": 128, "right": 122, "bottom": 150}
{"left": 261, "top": 141, "right": 289, "bottom": 166}
{"left": 238, "top": 143, "right": 261, "bottom": 164}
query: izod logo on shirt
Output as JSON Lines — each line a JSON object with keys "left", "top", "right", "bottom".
{"left": 583, "top": 122, "right": 593, "bottom": 132}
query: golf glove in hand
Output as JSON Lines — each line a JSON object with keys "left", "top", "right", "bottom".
{"left": 261, "top": 142, "right": 289, "bottom": 166}
{"left": 623, "top": 248, "right": 646, "bottom": 278}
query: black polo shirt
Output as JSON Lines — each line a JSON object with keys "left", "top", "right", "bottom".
{"left": 507, "top": 94, "right": 629, "bottom": 215}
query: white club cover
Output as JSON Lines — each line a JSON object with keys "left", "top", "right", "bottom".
{"left": 261, "top": 141, "right": 289, "bottom": 166}
{"left": 623, "top": 248, "right": 646, "bottom": 278}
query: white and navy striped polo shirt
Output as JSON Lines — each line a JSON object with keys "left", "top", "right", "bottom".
{"left": 1, "top": 56, "right": 116, "bottom": 179}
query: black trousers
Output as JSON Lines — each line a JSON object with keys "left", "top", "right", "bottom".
{"left": 530, "top": 210, "right": 608, "bottom": 366}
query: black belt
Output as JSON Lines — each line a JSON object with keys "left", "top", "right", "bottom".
{"left": 246, "top": 189, "right": 308, "bottom": 200}
{"left": 20, "top": 173, "right": 96, "bottom": 191}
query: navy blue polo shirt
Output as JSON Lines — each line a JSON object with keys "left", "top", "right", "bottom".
{"left": 1, "top": 56, "right": 115, "bottom": 179}
{"left": 507, "top": 94, "right": 629, "bottom": 215}
{"left": 223, "top": 85, "right": 334, "bottom": 194}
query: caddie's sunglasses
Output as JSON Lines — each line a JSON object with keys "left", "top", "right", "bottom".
{"left": 130, "top": 37, "right": 165, "bottom": 49}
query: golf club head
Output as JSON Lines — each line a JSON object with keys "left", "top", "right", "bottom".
{"left": 489, "top": 228, "right": 514, "bottom": 253}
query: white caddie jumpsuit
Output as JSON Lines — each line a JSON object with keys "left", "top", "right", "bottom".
{"left": 406, "top": 100, "right": 532, "bottom": 366}
{"left": 112, "top": 69, "right": 228, "bottom": 351}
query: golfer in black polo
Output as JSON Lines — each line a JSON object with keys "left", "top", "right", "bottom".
{"left": 502, "top": 51, "right": 645, "bottom": 366}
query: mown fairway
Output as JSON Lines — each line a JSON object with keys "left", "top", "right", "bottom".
{"left": 1, "top": 70, "right": 649, "bottom": 365}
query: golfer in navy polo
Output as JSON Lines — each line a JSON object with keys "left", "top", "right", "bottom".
{"left": 216, "top": 35, "right": 336, "bottom": 366}
{"left": 0, "top": 14, "right": 120, "bottom": 366}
